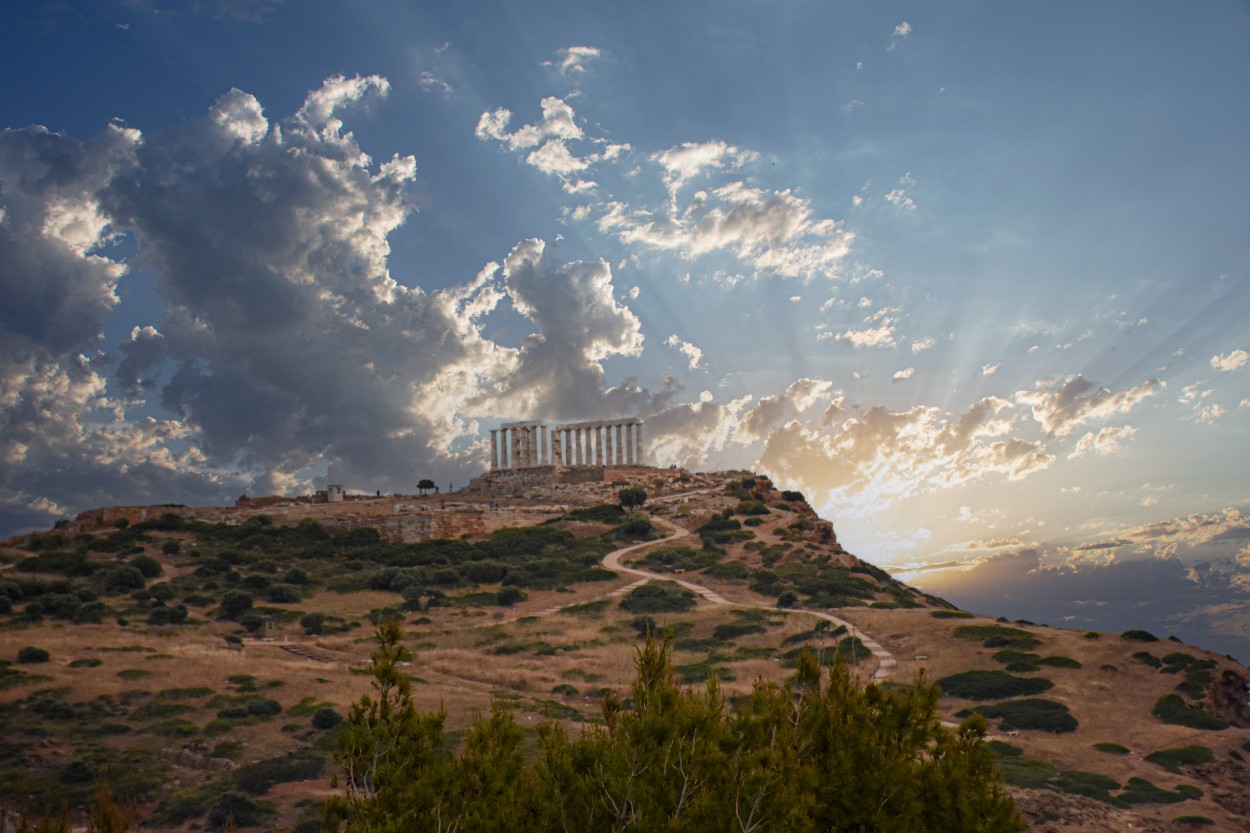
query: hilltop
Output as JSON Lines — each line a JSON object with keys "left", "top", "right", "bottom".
{"left": 1, "top": 467, "right": 1248, "bottom": 831}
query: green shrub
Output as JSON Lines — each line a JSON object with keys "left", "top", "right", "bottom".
{"left": 836, "top": 636, "right": 870, "bottom": 664}
{"left": 16, "top": 646, "right": 50, "bottom": 664}
{"left": 780, "top": 490, "right": 805, "bottom": 503}
{"left": 703, "top": 561, "right": 749, "bottom": 582}
{"left": 496, "top": 586, "right": 527, "bottom": 607}
{"left": 70, "top": 657, "right": 103, "bottom": 668}
{"left": 712, "top": 621, "right": 766, "bottom": 641}
{"left": 1093, "top": 742, "right": 1130, "bottom": 755}
{"left": 217, "top": 698, "right": 282, "bottom": 720}
{"left": 952, "top": 625, "right": 1041, "bottom": 650}
{"left": 733, "top": 500, "right": 770, "bottom": 516}
{"left": 1037, "top": 655, "right": 1081, "bottom": 669}
{"left": 1132, "top": 651, "right": 1162, "bottom": 668}
{"left": 1151, "top": 695, "right": 1229, "bottom": 730}
{"left": 207, "top": 791, "right": 277, "bottom": 828}
{"left": 565, "top": 504, "right": 626, "bottom": 523}
{"left": 1054, "top": 770, "right": 1120, "bottom": 803}
{"left": 618, "top": 487, "right": 647, "bottom": 509}
{"left": 619, "top": 582, "right": 697, "bottom": 614}
{"left": 220, "top": 590, "right": 254, "bottom": 619}
{"left": 937, "top": 670, "right": 1053, "bottom": 700}
{"left": 994, "top": 752, "right": 1056, "bottom": 789}
{"left": 1121, "top": 629, "right": 1159, "bottom": 642}
{"left": 930, "top": 610, "right": 974, "bottom": 619}
{"left": 961, "top": 699, "right": 1078, "bottom": 733}
{"left": 131, "top": 554, "right": 164, "bottom": 578}
{"left": 117, "top": 668, "right": 152, "bottom": 681}
{"left": 234, "top": 751, "right": 325, "bottom": 795}
{"left": 551, "top": 683, "right": 578, "bottom": 697}
{"left": 1172, "top": 816, "right": 1215, "bottom": 827}
{"left": 1118, "top": 777, "right": 1202, "bottom": 805}
{"left": 1144, "top": 745, "right": 1214, "bottom": 774}
{"left": 559, "top": 599, "right": 610, "bottom": 617}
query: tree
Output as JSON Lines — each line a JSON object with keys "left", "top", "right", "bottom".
{"left": 618, "top": 487, "right": 647, "bottom": 509}
{"left": 326, "top": 627, "right": 1025, "bottom": 833}
{"left": 417, "top": 479, "right": 437, "bottom": 495}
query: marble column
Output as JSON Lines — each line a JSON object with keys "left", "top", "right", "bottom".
{"left": 615, "top": 423, "right": 623, "bottom": 464}
{"left": 626, "top": 421, "right": 635, "bottom": 464}
{"left": 552, "top": 428, "right": 563, "bottom": 465}
{"left": 575, "top": 428, "right": 583, "bottom": 465}
{"left": 539, "top": 426, "right": 547, "bottom": 465}
{"left": 490, "top": 430, "right": 499, "bottom": 470}
{"left": 635, "top": 421, "right": 644, "bottom": 465}
{"left": 595, "top": 425, "right": 604, "bottom": 465}
{"left": 511, "top": 427, "right": 521, "bottom": 469}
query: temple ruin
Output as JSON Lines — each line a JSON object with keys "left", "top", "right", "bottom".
{"left": 490, "top": 419, "right": 644, "bottom": 470}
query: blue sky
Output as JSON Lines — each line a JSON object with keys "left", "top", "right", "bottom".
{"left": 2, "top": 0, "right": 1249, "bottom": 655}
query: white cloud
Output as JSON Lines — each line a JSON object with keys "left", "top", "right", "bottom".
{"left": 911, "top": 337, "right": 936, "bottom": 353}
{"left": 893, "top": 21, "right": 913, "bottom": 38}
{"left": 1015, "top": 375, "right": 1159, "bottom": 437}
{"left": 893, "top": 367, "right": 915, "bottom": 382}
{"left": 476, "top": 96, "right": 582, "bottom": 150}
{"left": 665, "top": 334, "right": 704, "bottom": 370}
{"left": 1067, "top": 425, "right": 1138, "bottom": 459}
{"left": 1211, "top": 349, "right": 1248, "bottom": 372}
{"left": 550, "top": 46, "right": 602, "bottom": 78}
{"left": 418, "top": 71, "right": 454, "bottom": 96}
{"left": 653, "top": 140, "right": 756, "bottom": 203}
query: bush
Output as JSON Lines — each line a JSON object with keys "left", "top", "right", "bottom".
{"left": 131, "top": 554, "right": 164, "bottom": 578}
{"left": 703, "top": 561, "right": 749, "bottom": 582}
{"left": 16, "top": 646, "right": 50, "bottom": 664}
{"left": 1132, "top": 651, "right": 1163, "bottom": 668}
{"left": 776, "top": 591, "right": 799, "bottom": 608}
{"left": 780, "top": 490, "right": 805, "bottom": 503}
{"left": 1093, "top": 742, "right": 1130, "bottom": 755}
{"left": 713, "top": 621, "right": 767, "bottom": 641}
{"left": 619, "top": 582, "right": 697, "bottom": 614}
{"left": 1122, "top": 629, "right": 1159, "bottom": 642}
{"left": 930, "top": 610, "right": 974, "bottom": 619}
{"left": 496, "top": 586, "right": 527, "bottom": 607}
{"left": 147, "top": 604, "right": 189, "bottom": 625}
{"left": 234, "top": 751, "right": 325, "bottom": 795}
{"left": 733, "top": 500, "right": 770, "bottom": 516}
{"left": 1151, "top": 695, "right": 1229, "bottom": 730}
{"left": 161, "top": 540, "right": 181, "bottom": 555}
{"left": 1054, "top": 770, "right": 1120, "bottom": 804}
{"left": 952, "top": 625, "right": 1041, "bottom": 650}
{"left": 962, "top": 699, "right": 1078, "bottom": 733}
{"left": 207, "top": 791, "right": 277, "bottom": 828}
{"left": 220, "top": 590, "right": 254, "bottom": 619}
{"left": 618, "top": 487, "right": 647, "bottom": 509}
{"left": 312, "top": 707, "right": 343, "bottom": 729}
{"left": 1144, "top": 745, "right": 1215, "bottom": 774}
{"left": 70, "top": 657, "right": 103, "bottom": 668}
{"left": 217, "top": 698, "right": 282, "bottom": 720}
{"left": 937, "top": 670, "right": 1053, "bottom": 700}
{"left": 1173, "top": 816, "right": 1215, "bottom": 827}
{"left": 301, "top": 613, "right": 325, "bottom": 635}
{"left": 1118, "top": 777, "right": 1202, "bottom": 805}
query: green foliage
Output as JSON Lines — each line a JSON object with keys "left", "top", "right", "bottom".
{"left": 207, "top": 790, "right": 277, "bottom": 828}
{"left": 325, "top": 625, "right": 1026, "bottom": 833}
{"left": 937, "top": 671, "right": 1053, "bottom": 700}
{"left": 1173, "top": 816, "right": 1215, "bottom": 826}
{"left": 558, "top": 599, "right": 610, "bottom": 617}
{"left": 130, "top": 554, "right": 163, "bottom": 578}
{"left": 1133, "top": 651, "right": 1163, "bottom": 668}
{"left": 69, "top": 658, "right": 103, "bottom": 668}
{"left": 564, "top": 503, "right": 626, "bottom": 523}
{"left": 235, "top": 751, "right": 326, "bottom": 795}
{"left": 930, "top": 610, "right": 974, "bottom": 619}
{"left": 712, "top": 620, "right": 767, "bottom": 641}
{"left": 618, "top": 581, "right": 697, "bottom": 614}
{"left": 1121, "top": 629, "right": 1159, "bottom": 642}
{"left": 495, "top": 586, "right": 527, "bottom": 607}
{"left": 216, "top": 699, "right": 282, "bottom": 720}
{"left": 1118, "top": 777, "right": 1202, "bottom": 805}
{"left": 733, "top": 500, "right": 771, "bottom": 515}
{"left": 1054, "top": 770, "right": 1121, "bottom": 803}
{"left": 220, "top": 590, "right": 254, "bottom": 619}
{"left": 1151, "top": 694, "right": 1229, "bottom": 730}
{"left": 618, "top": 487, "right": 647, "bottom": 509}
{"left": 613, "top": 516, "right": 655, "bottom": 540}
{"left": 1094, "top": 742, "right": 1130, "bottom": 755}
{"left": 703, "top": 560, "right": 749, "bottom": 582}
{"left": 781, "top": 490, "right": 805, "bottom": 503}
{"left": 960, "top": 699, "right": 1078, "bottom": 733}
{"left": 637, "top": 545, "right": 721, "bottom": 573}
{"left": 991, "top": 651, "right": 1080, "bottom": 672}
{"left": 16, "top": 646, "right": 50, "bottom": 664}
{"left": 953, "top": 626, "right": 1041, "bottom": 650}
{"left": 1144, "top": 745, "right": 1215, "bottom": 774}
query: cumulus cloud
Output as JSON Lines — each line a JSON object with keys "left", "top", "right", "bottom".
{"left": 893, "top": 21, "right": 913, "bottom": 38}
{"left": 911, "top": 337, "right": 936, "bottom": 353}
{"left": 982, "top": 362, "right": 1000, "bottom": 376}
{"left": 0, "top": 76, "right": 664, "bottom": 534}
{"left": 737, "top": 378, "right": 837, "bottom": 443}
{"left": 756, "top": 396, "right": 1049, "bottom": 517}
{"left": 1067, "top": 425, "right": 1138, "bottom": 459}
{"left": 1015, "top": 375, "right": 1159, "bottom": 437}
{"left": 665, "top": 334, "right": 704, "bottom": 370}
{"left": 892, "top": 367, "right": 914, "bottom": 382}
{"left": 1211, "top": 349, "right": 1248, "bottom": 372}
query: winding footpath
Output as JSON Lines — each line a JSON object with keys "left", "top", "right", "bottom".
{"left": 525, "top": 502, "right": 897, "bottom": 683}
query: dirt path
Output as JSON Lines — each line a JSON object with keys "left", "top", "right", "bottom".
{"left": 597, "top": 514, "right": 898, "bottom": 682}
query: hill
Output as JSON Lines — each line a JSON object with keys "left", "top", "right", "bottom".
{"left": 1, "top": 468, "right": 1248, "bottom": 831}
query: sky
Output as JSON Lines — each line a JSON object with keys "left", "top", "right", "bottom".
{"left": 2, "top": 0, "right": 1249, "bottom": 657}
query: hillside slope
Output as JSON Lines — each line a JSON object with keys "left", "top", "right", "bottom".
{"left": 1, "top": 468, "right": 1247, "bottom": 831}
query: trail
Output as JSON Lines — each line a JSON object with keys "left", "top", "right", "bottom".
{"left": 596, "top": 511, "right": 898, "bottom": 682}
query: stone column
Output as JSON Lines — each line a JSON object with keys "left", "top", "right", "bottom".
{"left": 573, "top": 428, "right": 582, "bottom": 465}
{"left": 511, "top": 427, "right": 520, "bottom": 470}
{"left": 585, "top": 428, "right": 593, "bottom": 465}
{"left": 614, "top": 423, "right": 623, "bottom": 465}
{"left": 635, "top": 421, "right": 644, "bottom": 465}
{"left": 539, "top": 426, "right": 547, "bottom": 465}
{"left": 594, "top": 425, "right": 603, "bottom": 465}
{"left": 626, "top": 421, "right": 635, "bottom": 464}
{"left": 552, "top": 428, "right": 563, "bottom": 465}
{"left": 490, "top": 430, "right": 499, "bottom": 470}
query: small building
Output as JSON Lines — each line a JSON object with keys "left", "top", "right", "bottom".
{"left": 327, "top": 485, "right": 345, "bottom": 503}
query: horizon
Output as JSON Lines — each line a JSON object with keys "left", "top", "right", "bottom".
{"left": 1, "top": 1, "right": 1247, "bottom": 658}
